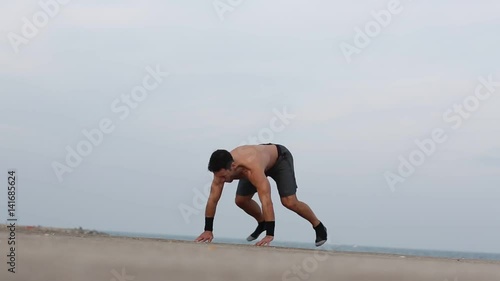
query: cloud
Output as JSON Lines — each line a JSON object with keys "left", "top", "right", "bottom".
{"left": 0, "top": 124, "right": 27, "bottom": 142}
{"left": 477, "top": 147, "right": 500, "bottom": 166}
{"left": 62, "top": 5, "right": 152, "bottom": 28}
{"left": 0, "top": 124, "right": 24, "bottom": 133}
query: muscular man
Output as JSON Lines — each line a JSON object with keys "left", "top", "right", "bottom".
{"left": 195, "top": 143, "right": 328, "bottom": 247}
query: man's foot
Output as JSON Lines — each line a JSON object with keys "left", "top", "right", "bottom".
{"left": 246, "top": 221, "right": 265, "bottom": 241}
{"left": 314, "top": 222, "right": 328, "bottom": 247}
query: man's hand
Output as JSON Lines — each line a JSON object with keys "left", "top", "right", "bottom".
{"left": 255, "top": 235, "right": 274, "bottom": 246}
{"left": 195, "top": 231, "right": 214, "bottom": 243}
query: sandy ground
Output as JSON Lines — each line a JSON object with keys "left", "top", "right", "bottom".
{"left": 0, "top": 227, "right": 499, "bottom": 281}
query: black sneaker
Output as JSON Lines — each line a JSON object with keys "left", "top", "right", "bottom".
{"left": 314, "top": 222, "right": 328, "bottom": 247}
{"left": 246, "top": 221, "right": 265, "bottom": 241}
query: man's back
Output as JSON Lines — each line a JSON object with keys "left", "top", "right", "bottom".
{"left": 230, "top": 144, "right": 279, "bottom": 173}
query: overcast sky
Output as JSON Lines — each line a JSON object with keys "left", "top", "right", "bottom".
{"left": 1, "top": 0, "right": 499, "bottom": 253}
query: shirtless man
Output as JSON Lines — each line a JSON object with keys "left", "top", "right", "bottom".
{"left": 195, "top": 143, "right": 328, "bottom": 247}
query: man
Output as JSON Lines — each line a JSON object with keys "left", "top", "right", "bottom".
{"left": 195, "top": 143, "right": 327, "bottom": 247}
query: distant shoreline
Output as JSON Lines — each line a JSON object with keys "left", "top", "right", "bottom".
{"left": 0, "top": 224, "right": 109, "bottom": 237}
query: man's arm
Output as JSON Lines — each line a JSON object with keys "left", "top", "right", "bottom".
{"left": 195, "top": 177, "right": 223, "bottom": 243}
{"left": 204, "top": 178, "right": 224, "bottom": 219}
{"left": 248, "top": 172, "right": 275, "bottom": 222}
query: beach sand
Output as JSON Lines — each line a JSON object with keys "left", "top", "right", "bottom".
{"left": 1, "top": 226, "right": 499, "bottom": 281}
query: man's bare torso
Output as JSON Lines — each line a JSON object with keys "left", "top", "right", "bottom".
{"left": 230, "top": 144, "right": 279, "bottom": 180}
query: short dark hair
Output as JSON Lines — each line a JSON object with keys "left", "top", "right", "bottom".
{"left": 208, "top": 149, "right": 233, "bottom": 172}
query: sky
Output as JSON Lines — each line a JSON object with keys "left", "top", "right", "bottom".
{"left": 1, "top": 0, "right": 499, "bottom": 253}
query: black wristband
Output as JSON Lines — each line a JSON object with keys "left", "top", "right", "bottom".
{"left": 204, "top": 217, "right": 214, "bottom": 231}
{"left": 265, "top": 221, "right": 275, "bottom": 236}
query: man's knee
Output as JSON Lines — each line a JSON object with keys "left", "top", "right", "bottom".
{"left": 235, "top": 195, "right": 251, "bottom": 207}
{"left": 281, "top": 195, "right": 298, "bottom": 210}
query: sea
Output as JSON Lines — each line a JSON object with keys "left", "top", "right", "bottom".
{"left": 104, "top": 231, "right": 500, "bottom": 261}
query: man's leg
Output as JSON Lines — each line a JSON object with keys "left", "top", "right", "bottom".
{"left": 235, "top": 180, "right": 266, "bottom": 241}
{"left": 235, "top": 194, "right": 266, "bottom": 241}
{"left": 271, "top": 146, "right": 319, "bottom": 226}
{"left": 271, "top": 145, "right": 328, "bottom": 246}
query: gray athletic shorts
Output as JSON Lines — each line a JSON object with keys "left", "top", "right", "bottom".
{"left": 236, "top": 143, "right": 298, "bottom": 198}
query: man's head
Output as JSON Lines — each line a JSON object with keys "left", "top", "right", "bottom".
{"left": 208, "top": 149, "right": 236, "bottom": 182}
